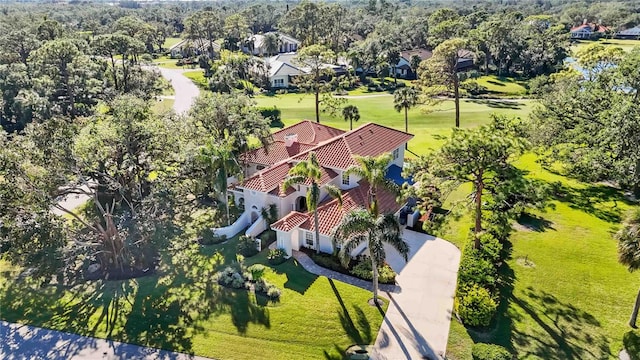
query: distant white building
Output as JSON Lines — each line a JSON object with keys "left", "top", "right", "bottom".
{"left": 242, "top": 32, "right": 301, "bottom": 56}
{"left": 616, "top": 26, "right": 640, "bottom": 39}
{"left": 254, "top": 52, "right": 347, "bottom": 89}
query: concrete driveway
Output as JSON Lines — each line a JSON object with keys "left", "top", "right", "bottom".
{"left": 157, "top": 68, "right": 200, "bottom": 114}
{"left": 372, "top": 230, "right": 461, "bottom": 360}
{"left": 0, "top": 321, "right": 211, "bottom": 360}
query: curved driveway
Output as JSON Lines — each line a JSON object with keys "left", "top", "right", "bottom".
{"left": 157, "top": 68, "right": 200, "bottom": 114}
{"left": 372, "top": 230, "right": 461, "bottom": 360}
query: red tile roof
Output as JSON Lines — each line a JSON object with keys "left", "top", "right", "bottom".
{"left": 242, "top": 141, "right": 315, "bottom": 166}
{"left": 272, "top": 211, "right": 309, "bottom": 232}
{"left": 293, "top": 123, "right": 413, "bottom": 169}
{"left": 242, "top": 162, "right": 337, "bottom": 197}
{"left": 272, "top": 120, "right": 346, "bottom": 145}
{"left": 294, "top": 181, "right": 402, "bottom": 236}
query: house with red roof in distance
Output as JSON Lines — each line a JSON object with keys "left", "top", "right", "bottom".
{"left": 570, "top": 22, "right": 611, "bottom": 39}
{"left": 230, "top": 120, "right": 414, "bottom": 256}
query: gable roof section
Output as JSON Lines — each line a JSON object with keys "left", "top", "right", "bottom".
{"left": 241, "top": 162, "right": 338, "bottom": 196}
{"left": 272, "top": 181, "right": 402, "bottom": 236}
{"left": 272, "top": 120, "right": 346, "bottom": 145}
{"left": 293, "top": 123, "right": 413, "bottom": 169}
{"left": 242, "top": 141, "right": 315, "bottom": 166}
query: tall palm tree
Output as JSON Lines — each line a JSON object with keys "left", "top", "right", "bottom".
{"left": 342, "top": 104, "right": 360, "bottom": 130}
{"left": 345, "top": 154, "right": 398, "bottom": 217}
{"left": 616, "top": 208, "right": 640, "bottom": 328}
{"left": 334, "top": 208, "right": 409, "bottom": 305}
{"left": 282, "top": 152, "right": 341, "bottom": 254}
{"left": 263, "top": 33, "right": 279, "bottom": 56}
{"left": 393, "top": 87, "right": 419, "bottom": 140}
{"left": 198, "top": 138, "right": 242, "bottom": 226}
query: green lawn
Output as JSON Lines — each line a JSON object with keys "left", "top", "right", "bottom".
{"left": 443, "top": 154, "right": 640, "bottom": 359}
{"left": 183, "top": 70, "right": 208, "bottom": 89}
{"left": 469, "top": 75, "right": 528, "bottom": 96}
{"left": 0, "top": 234, "right": 387, "bottom": 360}
{"left": 255, "top": 93, "right": 533, "bottom": 154}
{"left": 572, "top": 38, "right": 640, "bottom": 53}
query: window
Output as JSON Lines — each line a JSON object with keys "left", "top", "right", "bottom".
{"left": 305, "top": 231, "right": 315, "bottom": 247}
{"left": 342, "top": 172, "right": 349, "bottom": 185}
{"left": 393, "top": 148, "right": 400, "bottom": 160}
{"left": 273, "top": 78, "right": 284, "bottom": 87}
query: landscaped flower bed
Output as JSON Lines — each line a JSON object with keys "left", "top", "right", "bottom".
{"left": 300, "top": 247, "right": 396, "bottom": 284}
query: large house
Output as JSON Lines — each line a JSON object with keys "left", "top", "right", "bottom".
{"left": 570, "top": 23, "right": 611, "bottom": 39}
{"left": 169, "top": 38, "right": 221, "bottom": 58}
{"left": 241, "top": 32, "right": 301, "bottom": 56}
{"left": 388, "top": 48, "right": 474, "bottom": 80}
{"left": 616, "top": 26, "right": 640, "bottom": 39}
{"left": 230, "top": 120, "right": 414, "bottom": 256}
{"left": 255, "top": 53, "right": 347, "bottom": 89}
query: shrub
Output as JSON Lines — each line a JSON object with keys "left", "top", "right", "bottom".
{"left": 457, "top": 285, "right": 497, "bottom": 327}
{"left": 267, "top": 248, "right": 287, "bottom": 265}
{"left": 198, "top": 228, "right": 227, "bottom": 245}
{"left": 258, "top": 106, "right": 283, "bottom": 128}
{"left": 476, "top": 233, "right": 503, "bottom": 265}
{"left": 309, "top": 252, "right": 344, "bottom": 272}
{"left": 458, "top": 247, "right": 497, "bottom": 291}
{"left": 471, "top": 343, "right": 512, "bottom": 360}
{"left": 350, "top": 260, "right": 396, "bottom": 284}
{"left": 237, "top": 235, "right": 259, "bottom": 257}
{"left": 260, "top": 230, "right": 276, "bottom": 249}
{"left": 461, "top": 81, "right": 488, "bottom": 96}
{"left": 247, "top": 264, "right": 266, "bottom": 281}
{"left": 266, "top": 285, "right": 281, "bottom": 301}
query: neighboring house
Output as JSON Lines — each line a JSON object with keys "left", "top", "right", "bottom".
{"left": 169, "top": 38, "right": 221, "bottom": 58}
{"left": 570, "top": 23, "right": 611, "bottom": 39}
{"left": 388, "top": 48, "right": 474, "bottom": 79}
{"left": 230, "top": 120, "right": 414, "bottom": 256}
{"left": 616, "top": 26, "right": 640, "bottom": 39}
{"left": 241, "top": 32, "right": 301, "bottom": 56}
{"left": 254, "top": 53, "right": 347, "bottom": 89}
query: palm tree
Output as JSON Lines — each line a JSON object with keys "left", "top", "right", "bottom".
{"left": 334, "top": 208, "right": 409, "bottom": 305}
{"left": 345, "top": 154, "right": 398, "bottom": 217}
{"left": 198, "top": 138, "right": 242, "bottom": 226}
{"left": 263, "top": 33, "right": 279, "bottom": 57}
{"left": 282, "top": 152, "right": 342, "bottom": 254}
{"left": 393, "top": 87, "right": 419, "bottom": 140}
{"left": 342, "top": 105, "right": 360, "bottom": 130}
{"left": 616, "top": 208, "right": 640, "bottom": 328}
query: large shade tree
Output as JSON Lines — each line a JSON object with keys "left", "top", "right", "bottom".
{"left": 294, "top": 44, "right": 336, "bottom": 123}
{"left": 333, "top": 209, "right": 409, "bottom": 305}
{"left": 616, "top": 208, "right": 640, "bottom": 328}
{"left": 281, "top": 152, "right": 342, "bottom": 253}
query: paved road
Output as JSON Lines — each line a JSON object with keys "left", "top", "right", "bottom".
{"left": 0, "top": 321, "right": 213, "bottom": 360}
{"left": 372, "top": 230, "right": 461, "bottom": 360}
{"left": 157, "top": 67, "right": 200, "bottom": 114}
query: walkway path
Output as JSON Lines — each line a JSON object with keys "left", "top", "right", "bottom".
{"left": 1, "top": 321, "right": 213, "bottom": 360}
{"left": 371, "top": 230, "right": 461, "bottom": 360}
{"left": 157, "top": 67, "right": 200, "bottom": 114}
{"left": 291, "top": 250, "right": 399, "bottom": 293}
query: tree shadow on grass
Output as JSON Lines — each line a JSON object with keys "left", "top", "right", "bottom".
{"left": 516, "top": 213, "right": 555, "bottom": 232}
{"left": 328, "top": 278, "right": 373, "bottom": 345}
{"left": 623, "top": 331, "right": 640, "bottom": 360}
{"left": 464, "top": 99, "right": 523, "bottom": 109}
{"left": 509, "top": 287, "right": 610, "bottom": 359}
{"left": 549, "top": 182, "right": 634, "bottom": 223}
{"left": 271, "top": 258, "right": 318, "bottom": 294}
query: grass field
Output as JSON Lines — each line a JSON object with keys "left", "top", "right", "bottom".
{"left": 470, "top": 75, "right": 529, "bottom": 96}
{"left": 0, "top": 234, "right": 387, "bottom": 360}
{"left": 183, "top": 70, "right": 208, "bottom": 89}
{"left": 572, "top": 38, "right": 640, "bottom": 53}
{"left": 255, "top": 93, "right": 533, "bottom": 154}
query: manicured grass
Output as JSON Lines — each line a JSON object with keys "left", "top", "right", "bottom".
{"left": 443, "top": 153, "right": 640, "bottom": 359}
{"left": 255, "top": 93, "right": 533, "bottom": 155}
{"left": 0, "top": 234, "right": 387, "bottom": 360}
{"left": 470, "top": 75, "right": 528, "bottom": 96}
{"left": 152, "top": 98, "right": 174, "bottom": 115}
{"left": 183, "top": 70, "right": 208, "bottom": 89}
{"left": 153, "top": 55, "right": 200, "bottom": 70}
{"left": 163, "top": 37, "right": 182, "bottom": 50}
{"left": 572, "top": 38, "right": 640, "bottom": 53}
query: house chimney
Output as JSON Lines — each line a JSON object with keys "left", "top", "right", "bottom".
{"left": 284, "top": 133, "right": 298, "bottom": 147}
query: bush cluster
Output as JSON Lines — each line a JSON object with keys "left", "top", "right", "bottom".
{"left": 303, "top": 249, "right": 396, "bottom": 284}
{"left": 236, "top": 235, "right": 259, "bottom": 257}
{"left": 267, "top": 248, "right": 287, "bottom": 265}
{"left": 471, "top": 343, "right": 513, "bottom": 360}
{"left": 198, "top": 229, "right": 227, "bottom": 245}
{"left": 455, "top": 232, "right": 503, "bottom": 327}
{"left": 215, "top": 266, "right": 281, "bottom": 301}
{"left": 257, "top": 107, "right": 283, "bottom": 128}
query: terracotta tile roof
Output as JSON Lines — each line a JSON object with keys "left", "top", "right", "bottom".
{"left": 242, "top": 141, "right": 315, "bottom": 166}
{"left": 294, "top": 123, "right": 413, "bottom": 169}
{"left": 241, "top": 162, "right": 337, "bottom": 197}
{"left": 272, "top": 120, "right": 346, "bottom": 145}
{"left": 298, "top": 181, "right": 402, "bottom": 236}
{"left": 272, "top": 211, "right": 309, "bottom": 232}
